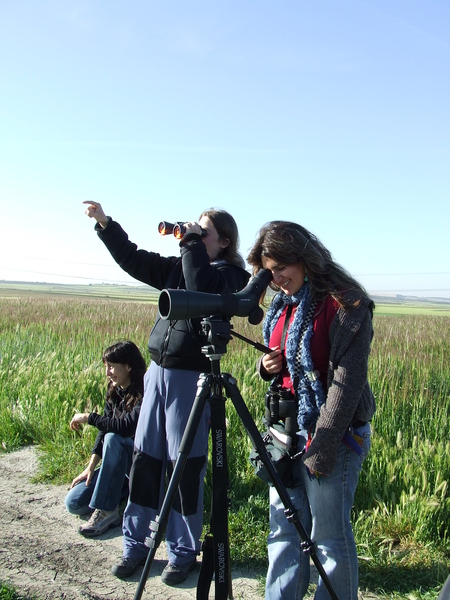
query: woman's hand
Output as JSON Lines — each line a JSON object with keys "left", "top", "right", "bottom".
{"left": 70, "top": 413, "right": 89, "bottom": 431}
{"left": 183, "top": 221, "right": 203, "bottom": 236}
{"left": 70, "top": 466, "right": 92, "bottom": 488}
{"left": 83, "top": 201, "right": 109, "bottom": 228}
{"left": 262, "top": 346, "right": 283, "bottom": 376}
{"left": 69, "top": 460, "right": 98, "bottom": 489}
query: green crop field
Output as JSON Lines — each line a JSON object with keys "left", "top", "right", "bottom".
{"left": 0, "top": 282, "right": 159, "bottom": 303}
{"left": 372, "top": 304, "right": 450, "bottom": 317}
{"left": 0, "top": 287, "right": 449, "bottom": 598}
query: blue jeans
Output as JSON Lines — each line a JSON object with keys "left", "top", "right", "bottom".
{"left": 265, "top": 424, "right": 371, "bottom": 600}
{"left": 65, "top": 432, "right": 134, "bottom": 515}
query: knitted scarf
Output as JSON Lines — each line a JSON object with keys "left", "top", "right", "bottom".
{"left": 262, "top": 283, "right": 326, "bottom": 431}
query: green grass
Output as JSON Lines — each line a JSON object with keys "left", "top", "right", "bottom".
{"left": 0, "top": 583, "right": 36, "bottom": 600}
{"left": 1, "top": 294, "right": 449, "bottom": 598}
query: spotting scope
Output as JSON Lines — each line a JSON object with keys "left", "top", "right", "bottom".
{"left": 158, "top": 268, "right": 272, "bottom": 325}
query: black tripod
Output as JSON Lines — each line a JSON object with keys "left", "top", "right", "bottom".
{"left": 134, "top": 316, "right": 339, "bottom": 600}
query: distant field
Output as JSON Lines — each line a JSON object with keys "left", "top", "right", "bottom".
{"left": 1, "top": 282, "right": 450, "bottom": 316}
{"left": 0, "top": 282, "right": 159, "bottom": 303}
{"left": 374, "top": 303, "right": 450, "bottom": 316}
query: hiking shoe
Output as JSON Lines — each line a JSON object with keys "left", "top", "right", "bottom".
{"left": 161, "top": 559, "right": 198, "bottom": 586}
{"left": 111, "top": 556, "right": 146, "bottom": 579}
{"left": 78, "top": 508, "right": 121, "bottom": 537}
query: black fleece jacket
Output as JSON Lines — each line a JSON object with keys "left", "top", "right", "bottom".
{"left": 89, "top": 391, "right": 142, "bottom": 458}
{"left": 95, "top": 219, "right": 250, "bottom": 372}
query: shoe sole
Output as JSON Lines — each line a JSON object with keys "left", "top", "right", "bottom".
{"left": 79, "top": 517, "right": 122, "bottom": 538}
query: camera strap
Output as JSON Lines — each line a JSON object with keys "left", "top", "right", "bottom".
{"left": 269, "top": 304, "right": 293, "bottom": 390}
{"left": 197, "top": 385, "right": 231, "bottom": 600}
{"left": 281, "top": 304, "right": 293, "bottom": 349}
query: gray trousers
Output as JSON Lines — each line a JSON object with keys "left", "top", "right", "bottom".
{"left": 122, "top": 362, "right": 210, "bottom": 566}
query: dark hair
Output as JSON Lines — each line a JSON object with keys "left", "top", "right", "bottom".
{"left": 199, "top": 208, "right": 245, "bottom": 268}
{"left": 102, "top": 341, "right": 147, "bottom": 411}
{"left": 247, "top": 221, "right": 368, "bottom": 307}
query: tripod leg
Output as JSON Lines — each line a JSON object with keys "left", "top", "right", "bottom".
{"left": 133, "top": 373, "right": 212, "bottom": 600}
{"left": 209, "top": 385, "right": 232, "bottom": 600}
{"left": 196, "top": 371, "right": 232, "bottom": 600}
{"left": 221, "top": 373, "right": 340, "bottom": 600}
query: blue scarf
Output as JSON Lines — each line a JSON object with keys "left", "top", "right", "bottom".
{"left": 263, "top": 283, "right": 326, "bottom": 431}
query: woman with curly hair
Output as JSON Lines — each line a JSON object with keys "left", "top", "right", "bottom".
{"left": 247, "top": 221, "right": 376, "bottom": 600}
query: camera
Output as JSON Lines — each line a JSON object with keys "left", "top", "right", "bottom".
{"left": 158, "top": 221, "right": 207, "bottom": 239}
{"left": 158, "top": 268, "right": 273, "bottom": 325}
{"left": 265, "top": 382, "right": 298, "bottom": 437}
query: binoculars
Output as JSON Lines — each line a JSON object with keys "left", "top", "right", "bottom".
{"left": 265, "top": 383, "right": 298, "bottom": 437}
{"left": 158, "top": 221, "right": 206, "bottom": 239}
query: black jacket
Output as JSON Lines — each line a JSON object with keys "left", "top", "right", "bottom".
{"left": 96, "top": 219, "right": 250, "bottom": 372}
{"left": 89, "top": 391, "right": 142, "bottom": 458}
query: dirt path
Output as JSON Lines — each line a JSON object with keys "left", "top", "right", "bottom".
{"left": 0, "top": 446, "right": 265, "bottom": 600}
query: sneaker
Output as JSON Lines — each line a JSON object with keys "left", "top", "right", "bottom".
{"left": 111, "top": 556, "right": 146, "bottom": 579}
{"left": 78, "top": 508, "right": 121, "bottom": 537}
{"left": 161, "top": 559, "right": 198, "bottom": 586}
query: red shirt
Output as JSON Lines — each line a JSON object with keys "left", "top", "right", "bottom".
{"left": 268, "top": 295, "right": 339, "bottom": 392}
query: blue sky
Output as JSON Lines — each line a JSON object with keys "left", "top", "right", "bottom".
{"left": 1, "top": 0, "right": 449, "bottom": 298}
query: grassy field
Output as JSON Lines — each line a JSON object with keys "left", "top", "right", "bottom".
{"left": 0, "top": 282, "right": 160, "bottom": 302}
{"left": 372, "top": 303, "right": 450, "bottom": 317}
{"left": 0, "top": 287, "right": 449, "bottom": 598}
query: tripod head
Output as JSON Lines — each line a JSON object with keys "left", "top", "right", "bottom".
{"left": 199, "top": 315, "right": 273, "bottom": 365}
{"left": 200, "top": 316, "right": 232, "bottom": 362}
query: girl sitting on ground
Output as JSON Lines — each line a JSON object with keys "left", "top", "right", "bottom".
{"left": 65, "top": 340, "right": 146, "bottom": 537}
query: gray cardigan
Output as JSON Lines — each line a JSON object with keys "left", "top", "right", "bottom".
{"left": 258, "top": 292, "right": 376, "bottom": 476}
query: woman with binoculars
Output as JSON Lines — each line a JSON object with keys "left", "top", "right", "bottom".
{"left": 83, "top": 201, "right": 249, "bottom": 586}
{"left": 247, "top": 221, "right": 375, "bottom": 600}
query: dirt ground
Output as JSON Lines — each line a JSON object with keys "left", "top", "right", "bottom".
{"left": 0, "top": 446, "right": 266, "bottom": 600}
{"left": 0, "top": 447, "right": 388, "bottom": 600}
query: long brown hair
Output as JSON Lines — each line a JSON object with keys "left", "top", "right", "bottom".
{"left": 199, "top": 208, "right": 245, "bottom": 268}
{"left": 102, "top": 341, "right": 147, "bottom": 411}
{"left": 247, "top": 221, "right": 369, "bottom": 307}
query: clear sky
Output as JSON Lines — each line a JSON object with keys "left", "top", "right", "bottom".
{"left": 1, "top": 0, "right": 449, "bottom": 298}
